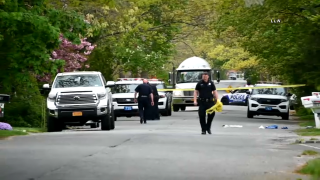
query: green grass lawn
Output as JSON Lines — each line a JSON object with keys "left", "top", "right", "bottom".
{"left": 299, "top": 115, "right": 315, "bottom": 121}
{"left": 297, "top": 158, "right": 320, "bottom": 179}
{"left": 299, "top": 120, "right": 315, "bottom": 127}
{"left": 298, "top": 115, "right": 315, "bottom": 126}
{"left": 295, "top": 128, "right": 320, "bottom": 136}
{"left": 295, "top": 114, "right": 320, "bottom": 136}
{"left": 0, "top": 127, "right": 46, "bottom": 138}
{"left": 302, "top": 150, "right": 319, "bottom": 156}
{"left": 0, "top": 130, "right": 28, "bottom": 138}
{"left": 13, "top": 127, "right": 46, "bottom": 133}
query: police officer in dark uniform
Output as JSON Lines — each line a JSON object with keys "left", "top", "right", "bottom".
{"left": 134, "top": 79, "right": 154, "bottom": 124}
{"left": 193, "top": 72, "right": 219, "bottom": 135}
{"left": 246, "top": 79, "right": 252, "bottom": 86}
{"left": 149, "top": 82, "right": 160, "bottom": 120}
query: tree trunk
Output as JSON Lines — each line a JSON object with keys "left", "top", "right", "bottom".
{"left": 140, "top": 71, "right": 149, "bottom": 78}
{"left": 130, "top": 66, "right": 139, "bottom": 77}
{"left": 119, "top": 67, "right": 125, "bottom": 78}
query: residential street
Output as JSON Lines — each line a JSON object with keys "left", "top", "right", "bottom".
{"left": 0, "top": 104, "right": 318, "bottom": 180}
{"left": 1, "top": 0, "right": 320, "bottom": 179}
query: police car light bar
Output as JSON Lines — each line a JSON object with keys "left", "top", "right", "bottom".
{"left": 147, "top": 78, "right": 163, "bottom": 81}
{"left": 117, "top": 78, "right": 163, "bottom": 81}
{"left": 117, "top": 78, "right": 143, "bottom": 81}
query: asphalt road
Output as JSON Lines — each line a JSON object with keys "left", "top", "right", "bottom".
{"left": 1, "top": 104, "right": 319, "bottom": 180}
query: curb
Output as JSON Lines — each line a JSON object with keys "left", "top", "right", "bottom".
{"left": 295, "top": 140, "right": 320, "bottom": 144}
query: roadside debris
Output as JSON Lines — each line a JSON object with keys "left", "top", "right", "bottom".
{"left": 306, "top": 126, "right": 313, "bottom": 129}
{"left": 259, "top": 125, "right": 288, "bottom": 129}
{"left": 265, "top": 125, "right": 278, "bottom": 129}
{"left": 222, "top": 125, "right": 243, "bottom": 128}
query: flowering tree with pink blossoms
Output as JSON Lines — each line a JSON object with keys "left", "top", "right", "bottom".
{"left": 37, "top": 34, "right": 96, "bottom": 82}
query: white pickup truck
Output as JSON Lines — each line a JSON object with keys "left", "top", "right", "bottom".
{"left": 42, "top": 71, "right": 115, "bottom": 132}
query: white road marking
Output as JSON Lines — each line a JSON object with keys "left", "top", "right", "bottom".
{"left": 299, "top": 144, "right": 320, "bottom": 150}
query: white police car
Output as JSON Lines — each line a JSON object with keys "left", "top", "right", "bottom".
{"left": 220, "top": 89, "right": 251, "bottom": 106}
{"left": 108, "top": 78, "right": 171, "bottom": 121}
{"left": 246, "top": 84, "right": 292, "bottom": 120}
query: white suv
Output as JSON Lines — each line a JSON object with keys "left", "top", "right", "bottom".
{"left": 42, "top": 71, "right": 115, "bottom": 132}
{"left": 246, "top": 84, "right": 292, "bottom": 120}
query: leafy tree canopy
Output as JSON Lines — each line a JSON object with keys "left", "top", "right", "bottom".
{"left": 212, "top": 0, "right": 320, "bottom": 95}
{"left": 0, "top": 0, "right": 89, "bottom": 88}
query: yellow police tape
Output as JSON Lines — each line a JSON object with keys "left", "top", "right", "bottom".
{"left": 206, "top": 99, "right": 223, "bottom": 114}
{"left": 226, "top": 85, "right": 232, "bottom": 93}
{"left": 157, "top": 84, "right": 306, "bottom": 91}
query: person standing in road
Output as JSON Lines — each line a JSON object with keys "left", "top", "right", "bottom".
{"left": 193, "top": 72, "right": 219, "bottom": 135}
{"left": 148, "top": 82, "right": 160, "bottom": 120}
{"left": 246, "top": 79, "right": 252, "bottom": 86}
{"left": 134, "top": 79, "right": 154, "bottom": 124}
{"left": 245, "top": 79, "right": 254, "bottom": 93}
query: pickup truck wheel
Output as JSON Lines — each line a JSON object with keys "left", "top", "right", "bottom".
{"left": 173, "top": 105, "right": 179, "bottom": 112}
{"left": 101, "top": 114, "right": 111, "bottom": 131}
{"left": 110, "top": 111, "right": 115, "bottom": 130}
{"left": 47, "top": 116, "right": 63, "bottom": 132}
{"left": 90, "top": 123, "right": 97, "bottom": 128}
{"left": 110, "top": 107, "right": 115, "bottom": 129}
{"left": 161, "top": 102, "right": 170, "bottom": 116}
{"left": 110, "top": 118, "right": 115, "bottom": 130}
{"left": 180, "top": 106, "right": 186, "bottom": 111}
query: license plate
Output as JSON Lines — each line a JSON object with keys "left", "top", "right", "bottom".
{"left": 124, "top": 106, "right": 132, "bottom": 111}
{"left": 265, "top": 106, "right": 272, "bottom": 111}
{"left": 72, "top": 112, "right": 82, "bottom": 116}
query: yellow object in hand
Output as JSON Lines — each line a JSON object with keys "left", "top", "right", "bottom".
{"left": 206, "top": 99, "right": 223, "bottom": 114}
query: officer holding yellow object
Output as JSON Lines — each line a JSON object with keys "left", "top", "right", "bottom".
{"left": 193, "top": 72, "right": 219, "bottom": 135}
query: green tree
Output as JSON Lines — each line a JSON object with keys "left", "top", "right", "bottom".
{"left": 213, "top": 0, "right": 320, "bottom": 97}
{"left": 0, "top": 0, "right": 88, "bottom": 126}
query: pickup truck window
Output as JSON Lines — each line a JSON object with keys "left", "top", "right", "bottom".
{"left": 53, "top": 75, "right": 103, "bottom": 88}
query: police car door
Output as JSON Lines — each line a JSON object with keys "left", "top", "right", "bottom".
{"left": 229, "top": 89, "right": 247, "bottom": 104}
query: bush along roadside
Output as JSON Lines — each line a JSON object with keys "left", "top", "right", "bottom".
{"left": 0, "top": 122, "right": 46, "bottom": 138}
